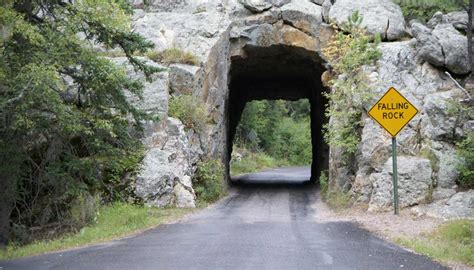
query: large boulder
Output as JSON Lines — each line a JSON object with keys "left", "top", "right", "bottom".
{"left": 411, "top": 21, "right": 469, "bottom": 75}
{"left": 410, "top": 22, "right": 445, "bottom": 67}
{"left": 432, "top": 23, "right": 469, "bottom": 75}
{"left": 135, "top": 118, "right": 196, "bottom": 208}
{"left": 428, "top": 11, "right": 468, "bottom": 32}
{"left": 413, "top": 190, "right": 474, "bottom": 219}
{"left": 238, "top": 0, "right": 272, "bottom": 13}
{"left": 328, "top": 0, "right": 405, "bottom": 40}
{"left": 280, "top": 0, "right": 323, "bottom": 36}
{"left": 169, "top": 64, "right": 202, "bottom": 95}
{"left": 368, "top": 156, "right": 433, "bottom": 211}
{"left": 420, "top": 89, "right": 465, "bottom": 141}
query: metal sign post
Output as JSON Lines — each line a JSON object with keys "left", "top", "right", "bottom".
{"left": 392, "top": 137, "right": 399, "bottom": 215}
{"left": 368, "top": 87, "right": 418, "bottom": 215}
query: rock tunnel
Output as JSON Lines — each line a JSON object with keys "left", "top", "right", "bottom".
{"left": 227, "top": 44, "right": 330, "bottom": 183}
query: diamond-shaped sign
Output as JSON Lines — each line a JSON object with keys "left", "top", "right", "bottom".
{"left": 368, "top": 87, "right": 419, "bottom": 137}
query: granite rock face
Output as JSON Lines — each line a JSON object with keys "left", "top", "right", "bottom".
{"left": 111, "top": 0, "right": 471, "bottom": 218}
{"left": 413, "top": 190, "right": 474, "bottom": 219}
{"left": 328, "top": 0, "right": 406, "bottom": 40}
{"left": 368, "top": 156, "right": 433, "bottom": 211}
{"left": 411, "top": 13, "right": 469, "bottom": 75}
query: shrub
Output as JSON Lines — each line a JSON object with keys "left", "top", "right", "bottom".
{"left": 230, "top": 146, "right": 291, "bottom": 175}
{"left": 393, "top": 0, "right": 465, "bottom": 22}
{"left": 457, "top": 132, "right": 474, "bottom": 189}
{"left": 69, "top": 192, "right": 100, "bottom": 228}
{"left": 319, "top": 171, "right": 328, "bottom": 195}
{"left": 322, "top": 11, "right": 381, "bottom": 161}
{"left": 168, "top": 94, "right": 208, "bottom": 132}
{"left": 270, "top": 117, "right": 312, "bottom": 165}
{"left": 147, "top": 48, "right": 199, "bottom": 66}
{"left": 194, "top": 159, "right": 225, "bottom": 203}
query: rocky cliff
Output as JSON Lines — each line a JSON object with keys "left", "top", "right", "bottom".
{"left": 112, "top": 0, "right": 472, "bottom": 219}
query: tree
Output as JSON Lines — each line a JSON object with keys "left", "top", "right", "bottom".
{"left": 0, "top": 0, "right": 160, "bottom": 245}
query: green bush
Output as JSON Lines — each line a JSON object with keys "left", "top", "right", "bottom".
{"left": 194, "top": 159, "right": 225, "bottom": 203}
{"left": 322, "top": 12, "right": 381, "bottom": 160}
{"left": 230, "top": 147, "right": 290, "bottom": 175}
{"left": 270, "top": 117, "right": 312, "bottom": 165}
{"left": 234, "top": 99, "right": 312, "bottom": 167}
{"left": 319, "top": 171, "right": 328, "bottom": 195}
{"left": 168, "top": 95, "right": 208, "bottom": 132}
{"left": 457, "top": 132, "right": 474, "bottom": 189}
{"left": 393, "top": 0, "right": 465, "bottom": 22}
{"left": 69, "top": 192, "right": 100, "bottom": 228}
{"left": 147, "top": 48, "right": 199, "bottom": 66}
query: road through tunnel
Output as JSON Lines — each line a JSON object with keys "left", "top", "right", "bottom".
{"left": 227, "top": 45, "right": 329, "bottom": 184}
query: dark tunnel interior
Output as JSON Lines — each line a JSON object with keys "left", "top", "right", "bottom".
{"left": 227, "top": 45, "right": 330, "bottom": 183}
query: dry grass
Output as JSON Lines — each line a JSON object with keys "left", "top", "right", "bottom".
{"left": 147, "top": 48, "right": 199, "bottom": 66}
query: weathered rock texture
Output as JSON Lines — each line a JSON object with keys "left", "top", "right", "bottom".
{"left": 328, "top": 0, "right": 406, "bottom": 40}
{"left": 110, "top": 0, "right": 472, "bottom": 218}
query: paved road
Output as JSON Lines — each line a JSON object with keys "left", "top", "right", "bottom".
{"left": 1, "top": 167, "right": 446, "bottom": 270}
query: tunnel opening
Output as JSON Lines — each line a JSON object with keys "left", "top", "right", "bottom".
{"left": 227, "top": 45, "right": 329, "bottom": 184}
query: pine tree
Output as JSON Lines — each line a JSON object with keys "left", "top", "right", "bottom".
{"left": 0, "top": 0, "right": 161, "bottom": 245}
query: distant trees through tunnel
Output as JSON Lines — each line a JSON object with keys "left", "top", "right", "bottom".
{"left": 227, "top": 45, "right": 330, "bottom": 183}
{"left": 230, "top": 99, "right": 313, "bottom": 176}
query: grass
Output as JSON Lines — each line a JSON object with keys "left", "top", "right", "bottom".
{"left": 230, "top": 148, "right": 291, "bottom": 176}
{"left": 0, "top": 203, "right": 196, "bottom": 260}
{"left": 396, "top": 220, "right": 474, "bottom": 267}
{"left": 323, "top": 190, "right": 353, "bottom": 210}
{"left": 147, "top": 48, "right": 199, "bottom": 66}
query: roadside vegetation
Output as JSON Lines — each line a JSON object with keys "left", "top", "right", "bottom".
{"left": 0, "top": 203, "right": 196, "bottom": 260}
{"left": 230, "top": 99, "right": 312, "bottom": 175}
{"left": 394, "top": 0, "right": 467, "bottom": 22}
{"left": 396, "top": 219, "right": 474, "bottom": 267}
{"left": 319, "top": 172, "right": 353, "bottom": 210}
{"left": 194, "top": 159, "right": 226, "bottom": 203}
{"left": 322, "top": 11, "right": 381, "bottom": 161}
{"left": 230, "top": 147, "right": 290, "bottom": 175}
{"left": 457, "top": 132, "right": 474, "bottom": 189}
{"left": 168, "top": 94, "right": 209, "bottom": 132}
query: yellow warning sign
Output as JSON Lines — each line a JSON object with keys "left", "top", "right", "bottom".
{"left": 368, "top": 87, "right": 419, "bottom": 137}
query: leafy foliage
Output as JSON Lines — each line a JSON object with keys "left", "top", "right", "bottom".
{"left": 319, "top": 171, "right": 328, "bottom": 195}
{"left": 393, "top": 0, "right": 467, "bottom": 22}
{"left": 168, "top": 94, "right": 209, "bottom": 132}
{"left": 446, "top": 92, "right": 473, "bottom": 189}
{"left": 457, "top": 132, "right": 474, "bottom": 189}
{"left": 234, "top": 99, "right": 312, "bottom": 166}
{"left": 194, "top": 159, "right": 225, "bottom": 203}
{"left": 0, "top": 0, "right": 160, "bottom": 244}
{"left": 230, "top": 146, "right": 290, "bottom": 175}
{"left": 322, "top": 11, "right": 381, "bottom": 161}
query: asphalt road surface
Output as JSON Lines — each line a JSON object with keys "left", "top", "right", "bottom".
{"left": 1, "top": 167, "right": 446, "bottom": 270}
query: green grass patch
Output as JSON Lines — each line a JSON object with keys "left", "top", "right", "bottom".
{"left": 0, "top": 203, "right": 195, "bottom": 260}
{"left": 396, "top": 220, "right": 474, "bottom": 267}
{"left": 230, "top": 148, "right": 291, "bottom": 176}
